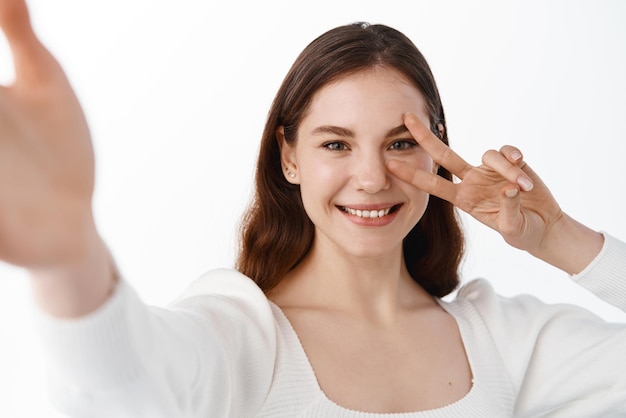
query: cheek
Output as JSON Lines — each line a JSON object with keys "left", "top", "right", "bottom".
{"left": 387, "top": 152, "right": 434, "bottom": 173}
{"left": 393, "top": 153, "right": 434, "bottom": 205}
{"left": 421, "top": 156, "right": 435, "bottom": 173}
{"left": 300, "top": 159, "right": 338, "bottom": 190}
{"left": 298, "top": 159, "right": 345, "bottom": 208}
{"left": 401, "top": 183, "right": 431, "bottom": 224}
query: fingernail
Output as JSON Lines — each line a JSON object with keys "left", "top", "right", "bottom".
{"left": 505, "top": 188, "right": 519, "bottom": 198}
{"left": 517, "top": 176, "right": 533, "bottom": 191}
{"left": 511, "top": 151, "right": 522, "bottom": 161}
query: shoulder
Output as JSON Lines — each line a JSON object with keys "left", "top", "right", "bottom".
{"left": 453, "top": 278, "right": 607, "bottom": 334}
{"left": 171, "top": 268, "right": 266, "bottom": 305}
{"left": 450, "top": 278, "right": 625, "bottom": 385}
{"left": 169, "top": 269, "right": 280, "bottom": 416}
{"left": 449, "top": 278, "right": 609, "bottom": 370}
{"left": 168, "top": 268, "right": 276, "bottom": 342}
{"left": 456, "top": 278, "right": 548, "bottom": 317}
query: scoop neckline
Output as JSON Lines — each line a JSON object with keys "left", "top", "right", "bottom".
{"left": 268, "top": 299, "right": 481, "bottom": 417}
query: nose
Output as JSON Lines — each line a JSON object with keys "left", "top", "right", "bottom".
{"left": 351, "top": 151, "right": 391, "bottom": 194}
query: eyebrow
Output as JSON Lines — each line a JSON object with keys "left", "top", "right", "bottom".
{"left": 310, "top": 124, "right": 411, "bottom": 138}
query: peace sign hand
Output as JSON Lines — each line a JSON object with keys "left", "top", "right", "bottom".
{"left": 387, "top": 113, "right": 565, "bottom": 259}
{"left": 0, "top": 0, "right": 96, "bottom": 268}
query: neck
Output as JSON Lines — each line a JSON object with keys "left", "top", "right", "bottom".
{"left": 270, "top": 237, "right": 434, "bottom": 323}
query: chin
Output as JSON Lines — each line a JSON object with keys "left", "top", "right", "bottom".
{"left": 334, "top": 237, "right": 403, "bottom": 261}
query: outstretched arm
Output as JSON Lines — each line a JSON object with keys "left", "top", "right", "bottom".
{"left": 387, "top": 112, "right": 604, "bottom": 275}
{"left": 0, "top": 0, "right": 114, "bottom": 316}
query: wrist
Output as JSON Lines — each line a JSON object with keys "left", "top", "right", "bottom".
{"left": 29, "top": 227, "right": 118, "bottom": 318}
{"left": 530, "top": 213, "right": 604, "bottom": 275}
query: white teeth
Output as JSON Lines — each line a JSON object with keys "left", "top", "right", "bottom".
{"left": 343, "top": 206, "right": 392, "bottom": 218}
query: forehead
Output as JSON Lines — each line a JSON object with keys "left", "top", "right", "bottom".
{"left": 301, "top": 67, "right": 430, "bottom": 129}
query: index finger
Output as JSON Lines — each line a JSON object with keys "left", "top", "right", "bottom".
{"left": 403, "top": 112, "right": 473, "bottom": 179}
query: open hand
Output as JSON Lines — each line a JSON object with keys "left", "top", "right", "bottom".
{"left": 0, "top": 0, "right": 96, "bottom": 268}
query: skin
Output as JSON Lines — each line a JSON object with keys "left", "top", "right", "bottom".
{"left": 281, "top": 67, "right": 434, "bottom": 264}
{"left": 0, "top": 0, "right": 605, "bottom": 413}
{"left": 0, "top": 0, "right": 114, "bottom": 317}
{"left": 273, "top": 68, "right": 474, "bottom": 412}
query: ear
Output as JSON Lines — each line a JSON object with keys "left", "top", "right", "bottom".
{"left": 435, "top": 122, "right": 445, "bottom": 140}
{"left": 277, "top": 126, "right": 299, "bottom": 184}
{"left": 433, "top": 122, "right": 445, "bottom": 174}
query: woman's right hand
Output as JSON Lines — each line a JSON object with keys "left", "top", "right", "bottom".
{"left": 1, "top": 0, "right": 115, "bottom": 317}
{"left": 0, "top": 0, "right": 97, "bottom": 269}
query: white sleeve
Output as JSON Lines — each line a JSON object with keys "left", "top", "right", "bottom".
{"left": 36, "top": 269, "right": 276, "bottom": 418}
{"left": 572, "top": 232, "right": 626, "bottom": 311}
{"left": 463, "top": 233, "right": 626, "bottom": 417}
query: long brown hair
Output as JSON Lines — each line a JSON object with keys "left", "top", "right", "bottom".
{"left": 237, "top": 23, "right": 464, "bottom": 297}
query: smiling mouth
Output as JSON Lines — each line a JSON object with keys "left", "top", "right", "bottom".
{"left": 338, "top": 205, "right": 401, "bottom": 218}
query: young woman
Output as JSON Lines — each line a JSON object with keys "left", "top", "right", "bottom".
{"left": 0, "top": 1, "right": 624, "bottom": 417}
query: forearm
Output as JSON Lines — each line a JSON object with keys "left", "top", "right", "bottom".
{"left": 530, "top": 212, "right": 604, "bottom": 275}
{"left": 29, "top": 225, "right": 117, "bottom": 318}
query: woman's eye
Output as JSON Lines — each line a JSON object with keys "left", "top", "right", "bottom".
{"left": 389, "top": 140, "right": 417, "bottom": 151}
{"left": 323, "top": 142, "right": 348, "bottom": 151}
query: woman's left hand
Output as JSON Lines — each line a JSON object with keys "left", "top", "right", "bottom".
{"left": 387, "top": 113, "right": 601, "bottom": 273}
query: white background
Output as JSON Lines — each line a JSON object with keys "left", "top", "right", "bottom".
{"left": 1, "top": 0, "right": 625, "bottom": 416}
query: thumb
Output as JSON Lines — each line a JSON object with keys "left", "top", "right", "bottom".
{"left": 0, "top": 0, "right": 62, "bottom": 85}
{"left": 0, "top": 0, "right": 33, "bottom": 41}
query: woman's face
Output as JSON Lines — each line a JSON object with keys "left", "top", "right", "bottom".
{"left": 281, "top": 67, "right": 435, "bottom": 260}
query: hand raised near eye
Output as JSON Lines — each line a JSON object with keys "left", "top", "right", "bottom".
{"left": 0, "top": 0, "right": 96, "bottom": 268}
{"left": 387, "top": 113, "right": 564, "bottom": 256}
